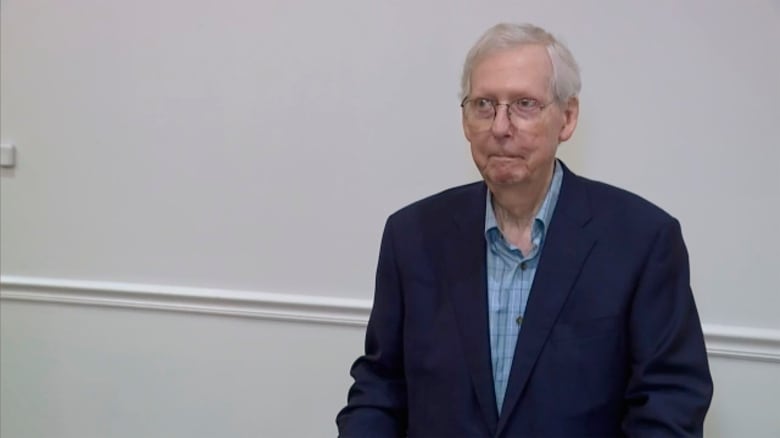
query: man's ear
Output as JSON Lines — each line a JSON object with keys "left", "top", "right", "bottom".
{"left": 462, "top": 114, "right": 473, "bottom": 143}
{"left": 558, "top": 96, "right": 579, "bottom": 142}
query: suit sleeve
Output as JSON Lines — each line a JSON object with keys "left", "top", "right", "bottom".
{"left": 336, "top": 217, "right": 408, "bottom": 437}
{"left": 622, "top": 219, "right": 714, "bottom": 437}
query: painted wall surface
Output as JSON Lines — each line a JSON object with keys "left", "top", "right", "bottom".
{"left": 0, "top": 301, "right": 363, "bottom": 437}
{"left": 2, "top": 0, "right": 779, "bottom": 436}
{"left": 1, "top": 300, "right": 778, "bottom": 437}
{"left": 2, "top": 0, "right": 779, "bottom": 326}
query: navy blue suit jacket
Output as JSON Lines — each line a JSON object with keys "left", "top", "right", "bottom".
{"left": 337, "top": 163, "right": 713, "bottom": 437}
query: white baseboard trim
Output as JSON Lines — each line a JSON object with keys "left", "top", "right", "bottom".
{"left": 0, "top": 275, "right": 372, "bottom": 327}
{"left": 2, "top": 275, "right": 779, "bottom": 363}
{"left": 698, "top": 324, "right": 780, "bottom": 364}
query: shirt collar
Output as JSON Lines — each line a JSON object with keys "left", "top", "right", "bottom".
{"left": 484, "top": 159, "right": 563, "bottom": 237}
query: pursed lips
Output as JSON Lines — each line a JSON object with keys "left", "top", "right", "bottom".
{"left": 489, "top": 155, "right": 526, "bottom": 161}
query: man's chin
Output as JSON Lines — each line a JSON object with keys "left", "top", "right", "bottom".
{"left": 484, "top": 171, "right": 528, "bottom": 187}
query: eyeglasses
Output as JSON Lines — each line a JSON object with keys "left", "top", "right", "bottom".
{"left": 460, "top": 96, "right": 554, "bottom": 128}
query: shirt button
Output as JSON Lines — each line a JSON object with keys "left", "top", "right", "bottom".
{"left": 520, "top": 262, "right": 527, "bottom": 270}
{"left": 516, "top": 316, "right": 523, "bottom": 325}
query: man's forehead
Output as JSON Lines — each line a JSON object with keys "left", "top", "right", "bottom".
{"left": 469, "top": 45, "right": 553, "bottom": 95}
{"left": 472, "top": 45, "right": 552, "bottom": 77}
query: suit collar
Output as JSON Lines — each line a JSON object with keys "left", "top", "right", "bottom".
{"left": 436, "top": 182, "right": 500, "bottom": 434}
{"left": 435, "top": 163, "right": 595, "bottom": 435}
{"left": 496, "top": 163, "right": 597, "bottom": 435}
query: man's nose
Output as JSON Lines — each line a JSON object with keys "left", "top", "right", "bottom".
{"left": 490, "top": 104, "right": 512, "bottom": 136}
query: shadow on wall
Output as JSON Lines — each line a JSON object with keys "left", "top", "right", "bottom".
{"left": 556, "top": 117, "right": 588, "bottom": 171}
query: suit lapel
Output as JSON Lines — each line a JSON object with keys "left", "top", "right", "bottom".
{"left": 435, "top": 182, "right": 500, "bottom": 435}
{"left": 495, "top": 166, "right": 597, "bottom": 435}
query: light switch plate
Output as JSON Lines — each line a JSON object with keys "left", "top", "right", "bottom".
{"left": 0, "top": 143, "right": 16, "bottom": 168}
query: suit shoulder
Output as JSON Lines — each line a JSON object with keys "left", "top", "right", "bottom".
{"left": 387, "top": 181, "right": 483, "bottom": 225}
{"left": 577, "top": 175, "right": 677, "bottom": 226}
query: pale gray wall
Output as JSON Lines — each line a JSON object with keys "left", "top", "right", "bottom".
{"left": 2, "top": 0, "right": 779, "bottom": 436}
{"left": 0, "top": 300, "right": 777, "bottom": 437}
{"left": 0, "top": 300, "right": 364, "bottom": 437}
{"left": 2, "top": 0, "right": 779, "bottom": 326}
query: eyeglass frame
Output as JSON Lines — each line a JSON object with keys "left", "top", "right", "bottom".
{"left": 460, "top": 96, "right": 557, "bottom": 125}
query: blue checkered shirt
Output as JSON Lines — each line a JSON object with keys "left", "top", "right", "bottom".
{"left": 485, "top": 160, "right": 563, "bottom": 414}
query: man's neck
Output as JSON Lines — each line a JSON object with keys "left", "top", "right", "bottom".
{"left": 489, "top": 162, "right": 555, "bottom": 231}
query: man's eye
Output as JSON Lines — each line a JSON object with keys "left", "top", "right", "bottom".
{"left": 514, "top": 98, "right": 539, "bottom": 109}
{"left": 474, "top": 98, "right": 494, "bottom": 110}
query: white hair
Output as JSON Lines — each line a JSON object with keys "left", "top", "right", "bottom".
{"left": 460, "top": 23, "right": 581, "bottom": 103}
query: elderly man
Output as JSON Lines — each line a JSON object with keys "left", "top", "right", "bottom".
{"left": 337, "top": 23, "right": 712, "bottom": 437}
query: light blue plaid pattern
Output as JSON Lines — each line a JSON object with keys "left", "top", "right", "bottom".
{"left": 485, "top": 160, "right": 563, "bottom": 414}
